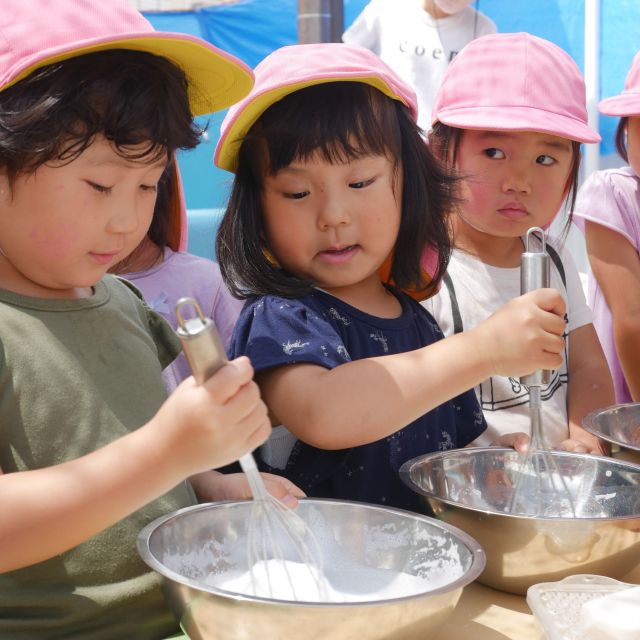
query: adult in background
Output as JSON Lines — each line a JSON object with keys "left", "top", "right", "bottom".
{"left": 343, "top": 0, "right": 496, "bottom": 130}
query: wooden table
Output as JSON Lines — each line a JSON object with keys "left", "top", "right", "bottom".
{"left": 439, "top": 582, "right": 540, "bottom": 640}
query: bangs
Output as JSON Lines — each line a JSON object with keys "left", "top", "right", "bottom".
{"left": 249, "top": 83, "right": 403, "bottom": 173}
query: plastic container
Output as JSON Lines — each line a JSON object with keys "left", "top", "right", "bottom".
{"left": 526, "top": 574, "right": 636, "bottom": 640}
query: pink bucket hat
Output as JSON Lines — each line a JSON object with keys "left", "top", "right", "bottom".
{"left": 432, "top": 32, "right": 601, "bottom": 144}
{"left": 214, "top": 43, "right": 418, "bottom": 173}
{"left": 599, "top": 51, "right": 640, "bottom": 116}
{"left": 0, "top": 0, "right": 254, "bottom": 116}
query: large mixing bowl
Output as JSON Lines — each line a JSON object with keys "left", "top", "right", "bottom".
{"left": 400, "top": 448, "right": 640, "bottom": 595}
{"left": 137, "top": 499, "right": 485, "bottom": 640}
{"left": 584, "top": 403, "right": 640, "bottom": 464}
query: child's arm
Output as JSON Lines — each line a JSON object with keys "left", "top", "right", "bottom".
{"left": 566, "top": 323, "right": 614, "bottom": 454}
{"left": 259, "top": 289, "right": 566, "bottom": 449}
{"left": 585, "top": 220, "right": 640, "bottom": 400}
{"left": 0, "top": 357, "right": 269, "bottom": 573}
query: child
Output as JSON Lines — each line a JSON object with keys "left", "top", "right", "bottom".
{"left": 343, "top": 0, "right": 496, "bottom": 130}
{"left": 573, "top": 51, "right": 640, "bottom": 404}
{"left": 0, "top": 1, "right": 299, "bottom": 637}
{"left": 213, "top": 42, "right": 567, "bottom": 513}
{"left": 425, "top": 32, "right": 613, "bottom": 453}
{"left": 112, "top": 163, "right": 243, "bottom": 392}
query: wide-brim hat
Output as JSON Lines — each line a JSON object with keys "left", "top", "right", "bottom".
{"left": 214, "top": 43, "right": 418, "bottom": 173}
{"left": 599, "top": 51, "right": 640, "bottom": 117}
{"left": 0, "top": 0, "right": 254, "bottom": 116}
{"left": 432, "top": 32, "right": 601, "bottom": 144}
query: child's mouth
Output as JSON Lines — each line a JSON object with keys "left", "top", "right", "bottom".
{"left": 319, "top": 245, "right": 359, "bottom": 263}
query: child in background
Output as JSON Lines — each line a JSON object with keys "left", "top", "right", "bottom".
{"left": 573, "top": 51, "right": 640, "bottom": 404}
{"left": 425, "top": 32, "right": 613, "bottom": 453}
{"left": 343, "top": 0, "right": 495, "bottom": 131}
{"left": 112, "top": 163, "right": 243, "bottom": 392}
{"left": 0, "top": 1, "right": 298, "bottom": 637}
{"left": 213, "top": 43, "right": 567, "bottom": 513}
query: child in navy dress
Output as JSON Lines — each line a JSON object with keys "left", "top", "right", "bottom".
{"left": 214, "top": 43, "right": 567, "bottom": 512}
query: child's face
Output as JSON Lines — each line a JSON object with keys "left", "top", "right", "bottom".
{"left": 453, "top": 130, "right": 574, "bottom": 239}
{"left": 0, "top": 135, "right": 165, "bottom": 298}
{"left": 261, "top": 152, "right": 402, "bottom": 297}
{"left": 626, "top": 116, "right": 640, "bottom": 177}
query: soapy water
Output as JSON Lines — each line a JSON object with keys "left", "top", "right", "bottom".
{"left": 209, "top": 558, "right": 454, "bottom": 603}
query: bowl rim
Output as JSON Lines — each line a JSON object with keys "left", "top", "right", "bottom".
{"left": 399, "top": 447, "right": 640, "bottom": 522}
{"left": 137, "top": 497, "right": 487, "bottom": 607}
{"left": 583, "top": 402, "right": 640, "bottom": 453}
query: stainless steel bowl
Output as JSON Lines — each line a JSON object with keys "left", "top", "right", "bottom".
{"left": 137, "top": 499, "right": 485, "bottom": 640}
{"left": 584, "top": 403, "right": 640, "bottom": 464}
{"left": 400, "top": 448, "right": 640, "bottom": 595}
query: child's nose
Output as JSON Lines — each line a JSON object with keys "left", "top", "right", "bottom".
{"left": 317, "top": 194, "right": 350, "bottom": 229}
{"left": 106, "top": 201, "right": 141, "bottom": 234}
{"left": 501, "top": 167, "right": 532, "bottom": 195}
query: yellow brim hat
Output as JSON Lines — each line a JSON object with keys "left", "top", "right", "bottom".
{"left": 1, "top": 0, "right": 254, "bottom": 116}
{"left": 214, "top": 43, "right": 418, "bottom": 173}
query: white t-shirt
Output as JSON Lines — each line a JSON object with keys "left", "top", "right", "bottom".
{"left": 342, "top": 0, "right": 496, "bottom": 130}
{"left": 423, "top": 239, "right": 593, "bottom": 447}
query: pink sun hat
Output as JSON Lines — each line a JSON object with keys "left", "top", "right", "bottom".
{"left": 214, "top": 43, "right": 418, "bottom": 173}
{"left": 599, "top": 51, "right": 640, "bottom": 116}
{"left": 0, "top": 0, "right": 254, "bottom": 116}
{"left": 432, "top": 32, "right": 601, "bottom": 144}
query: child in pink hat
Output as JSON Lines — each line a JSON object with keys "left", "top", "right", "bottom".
{"left": 426, "top": 32, "right": 612, "bottom": 453}
{"left": 213, "top": 42, "right": 569, "bottom": 512}
{"left": 0, "top": 1, "right": 303, "bottom": 637}
{"left": 111, "top": 162, "right": 244, "bottom": 393}
{"left": 573, "top": 51, "right": 640, "bottom": 405}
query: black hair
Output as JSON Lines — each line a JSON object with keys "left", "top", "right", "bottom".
{"left": 217, "top": 82, "right": 455, "bottom": 299}
{"left": 615, "top": 117, "right": 629, "bottom": 163}
{"left": 0, "top": 49, "right": 203, "bottom": 183}
{"left": 429, "top": 121, "right": 582, "bottom": 238}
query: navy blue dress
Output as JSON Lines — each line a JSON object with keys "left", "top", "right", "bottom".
{"left": 230, "top": 288, "right": 485, "bottom": 513}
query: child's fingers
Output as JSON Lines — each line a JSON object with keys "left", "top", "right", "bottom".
{"left": 528, "top": 288, "right": 566, "bottom": 317}
{"left": 232, "top": 399, "right": 271, "bottom": 451}
{"left": 200, "top": 356, "right": 255, "bottom": 404}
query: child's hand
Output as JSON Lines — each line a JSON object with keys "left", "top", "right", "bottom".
{"left": 491, "top": 431, "right": 529, "bottom": 454}
{"left": 556, "top": 438, "right": 593, "bottom": 454}
{"left": 190, "top": 470, "right": 305, "bottom": 507}
{"left": 474, "top": 289, "right": 566, "bottom": 378}
{"left": 152, "top": 356, "right": 271, "bottom": 476}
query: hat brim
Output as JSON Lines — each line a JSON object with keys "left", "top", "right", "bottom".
{"left": 3, "top": 32, "right": 253, "bottom": 116}
{"left": 599, "top": 93, "right": 640, "bottom": 117}
{"left": 215, "top": 75, "right": 412, "bottom": 173}
{"left": 434, "top": 105, "right": 601, "bottom": 143}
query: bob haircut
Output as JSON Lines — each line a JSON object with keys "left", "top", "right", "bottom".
{"left": 429, "top": 121, "right": 582, "bottom": 237}
{"left": 0, "top": 49, "right": 203, "bottom": 184}
{"left": 216, "top": 82, "right": 455, "bottom": 299}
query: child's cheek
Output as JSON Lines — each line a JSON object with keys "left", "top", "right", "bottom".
{"left": 28, "top": 223, "right": 83, "bottom": 259}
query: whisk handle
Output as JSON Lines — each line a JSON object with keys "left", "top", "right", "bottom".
{"left": 521, "top": 228, "right": 551, "bottom": 388}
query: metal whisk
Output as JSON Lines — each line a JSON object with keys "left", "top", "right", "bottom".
{"left": 175, "top": 297, "right": 327, "bottom": 601}
{"left": 507, "top": 228, "right": 577, "bottom": 517}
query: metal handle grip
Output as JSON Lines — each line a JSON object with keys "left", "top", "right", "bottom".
{"left": 520, "top": 228, "right": 551, "bottom": 388}
{"left": 175, "top": 297, "right": 260, "bottom": 487}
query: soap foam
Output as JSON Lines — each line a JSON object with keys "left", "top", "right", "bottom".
{"left": 210, "top": 559, "right": 441, "bottom": 603}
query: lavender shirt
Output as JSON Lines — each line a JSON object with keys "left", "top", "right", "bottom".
{"left": 122, "top": 248, "right": 243, "bottom": 392}
{"left": 574, "top": 166, "right": 640, "bottom": 403}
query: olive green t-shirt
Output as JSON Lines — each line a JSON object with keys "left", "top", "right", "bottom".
{"left": 0, "top": 276, "right": 197, "bottom": 639}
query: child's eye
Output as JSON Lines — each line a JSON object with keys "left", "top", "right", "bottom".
{"left": 536, "top": 155, "right": 555, "bottom": 166}
{"left": 87, "top": 181, "right": 112, "bottom": 194}
{"left": 283, "top": 191, "right": 309, "bottom": 200}
{"left": 349, "top": 177, "right": 375, "bottom": 189}
{"left": 140, "top": 183, "right": 158, "bottom": 193}
{"left": 484, "top": 148, "right": 505, "bottom": 159}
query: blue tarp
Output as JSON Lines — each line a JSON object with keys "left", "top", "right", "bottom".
{"left": 145, "top": 0, "right": 640, "bottom": 210}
